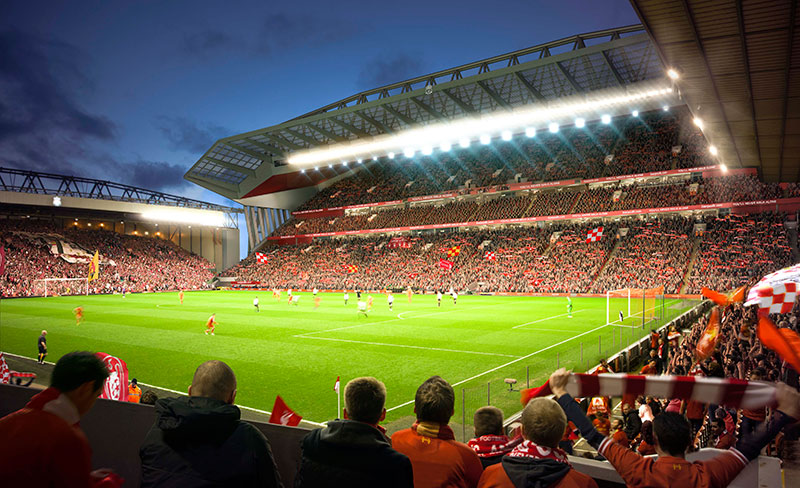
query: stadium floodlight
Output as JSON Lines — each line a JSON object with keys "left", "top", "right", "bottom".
{"left": 548, "top": 122, "right": 559, "bottom": 133}
{"left": 372, "top": 156, "right": 378, "bottom": 161}
{"left": 314, "top": 166, "right": 319, "bottom": 171}
{"left": 441, "top": 141, "right": 452, "bottom": 152}
{"left": 721, "top": 163, "right": 728, "bottom": 173}
{"left": 422, "top": 146, "right": 433, "bottom": 155}
{"left": 459, "top": 138, "right": 470, "bottom": 148}
{"left": 601, "top": 114, "right": 611, "bottom": 124}
{"left": 667, "top": 69, "right": 680, "bottom": 80}
{"left": 286, "top": 81, "right": 677, "bottom": 167}
{"left": 52, "top": 196, "right": 62, "bottom": 207}
{"left": 141, "top": 209, "right": 226, "bottom": 227}
{"left": 693, "top": 117, "right": 704, "bottom": 130}
{"left": 709, "top": 145, "right": 718, "bottom": 156}
{"left": 525, "top": 127, "right": 536, "bottom": 137}
{"left": 403, "top": 148, "right": 415, "bottom": 158}
{"left": 631, "top": 110, "right": 639, "bottom": 117}
{"left": 663, "top": 105, "right": 669, "bottom": 111}
{"left": 480, "top": 134, "right": 491, "bottom": 145}
{"left": 388, "top": 152, "right": 395, "bottom": 159}
{"left": 301, "top": 168, "right": 306, "bottom": 173}
{"left": 575, "top": 118, "right": 585, "bottom": 128}
{"left": 328, "top": 164, "right": 333, "bottom": 168}
{"left": 357, "top": 158, "right": 362, "bottom": 163}
{"left": 501, "top": 130, "right": 513, "bottom": 141}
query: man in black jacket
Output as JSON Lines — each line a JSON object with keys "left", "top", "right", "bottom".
{"left": 139, "top": 360, "right": 282, "bottom": 487}
{"left": 295, "top": 376, "right": 413, "bottom": 487}
{"left": 622, "top": 402, "right": 641, "bottom": 441}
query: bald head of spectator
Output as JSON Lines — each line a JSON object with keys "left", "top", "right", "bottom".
{"left": 521, "top": 398, "right": 567, "bottom": 448}
{"left": 188, "top": 360, "right": 237, "bottom": 404}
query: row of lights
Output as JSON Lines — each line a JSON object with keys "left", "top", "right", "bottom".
{"left": 674, "top": 67, "right": 727, "bottom": 172}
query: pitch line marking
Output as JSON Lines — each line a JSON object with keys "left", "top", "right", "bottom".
{"left": 386, "top": 321, "right": 611, "bottom": 413}
{"left": 298, "top": 335, "right": 520, "bottom": 358}
{"left": 512, "top": 310, "right": 586, "bottom": 329}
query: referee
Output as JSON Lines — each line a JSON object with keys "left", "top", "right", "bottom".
{"left": 37, "top": 330, "right": 47, "bottom": 364}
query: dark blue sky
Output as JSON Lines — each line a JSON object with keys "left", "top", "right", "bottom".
{"left": 1, "top": 1, "right": 639, "bottom": 254}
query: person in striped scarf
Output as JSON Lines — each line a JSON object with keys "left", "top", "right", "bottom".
{"left": 548, "top": 368, "right": 800, "bottom": 488}
{"left": 467, "top": 406, "right": 523, "bottom": 469}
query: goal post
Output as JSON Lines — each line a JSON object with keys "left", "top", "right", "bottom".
{"left": 607, "top": 286, "right": 664, "bottom": 326}
{"left": 33, "top": 278, "right": 89, "bottom": 297}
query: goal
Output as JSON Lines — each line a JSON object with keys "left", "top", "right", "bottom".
{"left": 33, "top": 278, "right": 89, "bottom": 297}
{"left": 606, "top": 286, "right": 664, "bottom": 327}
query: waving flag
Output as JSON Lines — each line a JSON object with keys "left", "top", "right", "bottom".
{"left": 334, "top": 376, "right": 340, "bottom": 393}
{"left": 269, "top": 395, "right": 302, "bottom": 426}
{"left": 95, "top": 352, "right": 128, "bottom": 402}
{"left": 447, "top": 245, "right": 461, "bottom": 257}
{"left": 746, "top": 282, "right": 798, "bottom": 314}
{"left": 439, "top": 259, "right": 454, "bottom": 270}
{"left": 88, "top": 250, "right": 100, "bottom": 282}
{"left": 0, "top": 246, "right": 5, "bottom": 276}
{"left": 702, "top": 286, "right": 746, "bottom": 307}
{"left": 344, "top": 265, "right": 358, "bottom": 274}
{"left": 484, "top": 251, "right": 496, "bottom": 261}
{"left": 758, "top": 313, "right": 800, "bottom": 373}
{"left": 585, "top": 227, "right": 604, "bottom": 244}
{"left": 0, "top": 352, "right": 10, "bottom": 384}
{"left": 695, "top": 308, "right": 720, "bottom": 360}
{"left": 255, "top": 252, "right": 269, "bottom": 264}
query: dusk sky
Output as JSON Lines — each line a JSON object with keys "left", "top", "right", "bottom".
{"left": 1, "top": 0, "right": 639, "bottom": 255}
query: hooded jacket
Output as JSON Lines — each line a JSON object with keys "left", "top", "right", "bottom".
{"left": 477, "top": 456, "right": 597, "bottom": 488}
{"left": 294, "top": 419, "right": 413, "bottom": 487}
{"left": 139, "top": 396, "right": 282, "bottom": 488}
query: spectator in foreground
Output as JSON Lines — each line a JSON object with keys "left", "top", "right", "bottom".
{"left": 477, "top": 397, "right": 598, "bottom": 488}
{"left": 0, "top": 351, "right": 117, "bottom": 487}
{"left": 139, "top": 360, "right": 282, "bottom": 487}
{"left": 392, "top": 376, "right": 484, "bottom": 488}
{"left": 549, "top": 368, "right": 800, "bottom": 487}
{"left": 139, "top": 390, "right": 158, "bottom": 405}
{"left": 295, "top": 376, "right": 413, "bottom": 487}
{"left": 467, "top": 406, "right": 523, "bottom": 468}
{"left": 710, "top": 419, "right": 736, "bottom": 450}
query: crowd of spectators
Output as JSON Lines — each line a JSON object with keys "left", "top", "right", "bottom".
{"left": 0, "top": 219, "right": 214, "bottom": 298}
{"left": 273, "top": 173, "right": 786, "bottom": 238}
{"left": 294, "top": 107, "right": 710, "bottom": 212}
{"left": 226, "top": 212, "right": 793, "bottom": 295}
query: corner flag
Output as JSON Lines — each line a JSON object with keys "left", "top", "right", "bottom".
{"left": 88, "top": 250, "right": 100, "bottom": 282}
{"left": 334, "top": 376, "right": 340, "bottom": 393}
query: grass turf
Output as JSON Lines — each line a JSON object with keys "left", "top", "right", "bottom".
{"left": 0, "top": 291, "right": 694, "bottom": 438}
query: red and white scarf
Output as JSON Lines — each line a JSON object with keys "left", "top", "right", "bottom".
{"left": 507, "top": 440, "right": 571, "bottom": 466}
{"left": 522, "top": 373, "right": 777, "bottom": 410}
{"left": 467, "top": 434, "right": 523, "bottom": 458}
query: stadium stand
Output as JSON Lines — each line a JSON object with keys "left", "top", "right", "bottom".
{"left": 0, "top": 219, "right": 214, "bottom": 297}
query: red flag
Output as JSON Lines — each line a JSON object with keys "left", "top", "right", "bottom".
{"left": 0, "top": 352, "right": 10, "bottom": 384}
{"left": 255, "top": 252, "right": 269, "bottom": 264}
{"left": 484, "top": 251, "right": 496, "bottom": 261}
{"left": 269, "top": 395, "right": 302, "bottom": 426}
{"left": 758, "top": 313, "right": 800, "bottom": 373}
{"left": 585, "top": 227, "right": 604, "bottom": 244}
{"left": 334, "top": 376, "right": 340, "bottom": 393}
{"left": 95, "top": 352, "right": 129, "bottom": 402}
{"left": 702, "top": 286, "right": 746, "bottom": 307}
{"left": 439, "top": 259, "right": 454, "bottom": 270}
{"left": 446, "top": 246, "right": 461, "bottom": 257}
{"left": 695, "top": 308, "right": 720, "bottom": 360}
{"left": 0, "top": 246, "right": 5, "bottom": 276}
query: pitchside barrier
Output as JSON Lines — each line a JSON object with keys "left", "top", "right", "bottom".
{"left": 0, "top": 382, "right": 778, "bottom": 488}
{"left": 455, "top": 298, "right": 710, "bottom": 444}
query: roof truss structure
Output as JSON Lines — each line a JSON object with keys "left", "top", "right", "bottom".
{"left": 187, "top": 24, "right": 667, "bottom": 200}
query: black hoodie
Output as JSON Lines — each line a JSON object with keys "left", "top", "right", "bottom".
{"left": 139, "top": 396, "right": 282, "bottom": 488}
{"left": 501, "top": 456, "right": 572, "bottom": 488}
{"left": 294, "top": 419, "right": 413, "bottom": 488}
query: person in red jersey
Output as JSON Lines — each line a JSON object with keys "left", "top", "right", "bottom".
{"left": 205, "top": 313, "right": 218, "bottom": 335}
{"left": 73, "top": 306, "right": 84, "bottom": 325}
{"left": 710, "top": 419, "right": 736, "bottom": 450}
{"left": 477, "top": 397, "right": 597, "bottom": 488}
{"left": 0, "top": 351, "right": 120, "bottom": 487}
{"left": 179, "top": 289, "right": 184, "bottom": 305}
{"left": 549, "top": 368, "right": 800, "bottom": 488}
{"left": 392, "top": 376, "right": 484, "bottom": 488}
{"left": 609, "top": 419, "right": 629, "bottom": 449}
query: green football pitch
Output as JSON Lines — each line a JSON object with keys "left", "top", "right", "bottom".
{"left": 0, "top": 291, "right": 695, "bottom": 439}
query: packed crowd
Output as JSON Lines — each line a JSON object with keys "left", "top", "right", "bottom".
{"left": 295, "top": 107, "right": 710, "bottom": 211}
{"left": 228, "top": 212, "right": 792, "bottom": 295}
{"left": 273, "top": 173, "right": 785, "bottom": 238}
{"left": 0, "top": 219, "right": 214, "bottom": 297}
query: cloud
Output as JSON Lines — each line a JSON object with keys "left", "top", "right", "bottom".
{"left": 122, "top": 159, "right": 191, "bottom": 192}
{"left": 157, "top": 116, "right": 230, "bottom": 154}
{"left": 254, "top": 12, "right": 356, "bottom": 55}
{"left": 358, "top": 52, "right": 426, "bottom": 89}
{"left": 181, "top": 29, "right": 237, "bottom": 57}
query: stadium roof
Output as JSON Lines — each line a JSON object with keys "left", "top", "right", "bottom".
{"left": 186, "top": 25, "right": 670, "bottom": 201}
{"left": 630, "top": 0, "right": 800, "bottom": 182}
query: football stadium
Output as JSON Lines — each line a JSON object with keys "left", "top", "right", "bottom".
{"left": 2, "top": 2, "right": 800, "bottom": 486}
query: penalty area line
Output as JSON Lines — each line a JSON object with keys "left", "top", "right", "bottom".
{"left": 297, "top": 335, "right": 520, "bottom": 358}
{"left": 512, "top": 310, "right": 585, "bottom": 329}
{"left": 386, "top": 321, "right": 610, "bottom": 413}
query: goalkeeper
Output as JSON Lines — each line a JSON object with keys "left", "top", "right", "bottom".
{"left": 566, "top": 297, "right": 573, "bottom": 318}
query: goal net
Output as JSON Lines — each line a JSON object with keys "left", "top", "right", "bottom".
{"left": 33, "top": 278, "right": 89, "bottom": 297}
{"left": 606, "top": 286, "right": 664, "bottom": 326}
